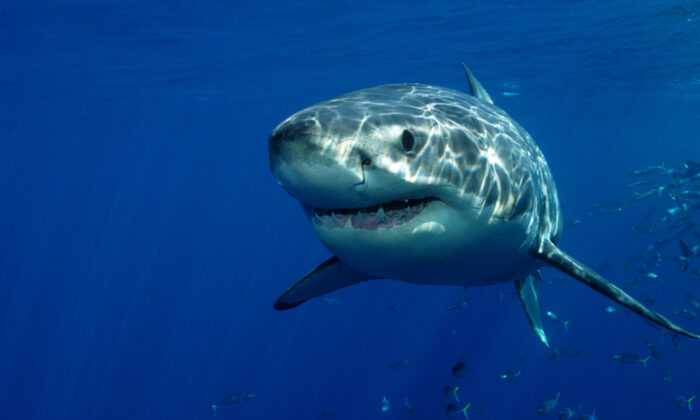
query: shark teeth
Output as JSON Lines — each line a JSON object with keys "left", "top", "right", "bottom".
{"left": 310, "top": 197, "right": 437, "bottom": 230}
{"left": 376, "top": 207, "right": 386, "bottom": 224}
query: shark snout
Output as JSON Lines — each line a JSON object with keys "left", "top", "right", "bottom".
{"left": 269, "top": 118, "right": 371, "bottom": 209}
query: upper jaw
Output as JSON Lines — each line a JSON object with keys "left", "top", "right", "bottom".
{"left": 302, "top": 196, "right": 441, "bottom": 231}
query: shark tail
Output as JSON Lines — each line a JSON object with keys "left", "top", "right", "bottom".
{"left": 536, "top": 240, "right": 700, "bottom": 340}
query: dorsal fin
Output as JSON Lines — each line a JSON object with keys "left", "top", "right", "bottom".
{"left": 462, "top": 63, "right": 494, "bottom": 105}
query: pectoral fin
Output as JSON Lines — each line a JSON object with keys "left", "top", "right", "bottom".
{"left": 536, "top": 239, "right": 700, "bottom": 339}
{"left": 515, "top": 273, "right": 549, "bottom": 347}
{"left": 274, "top": 256, "right": 374, "bottom": 310}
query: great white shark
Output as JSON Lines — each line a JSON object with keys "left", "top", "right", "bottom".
{"left": 268, "top": 64, "right": 699, "bottom": 345}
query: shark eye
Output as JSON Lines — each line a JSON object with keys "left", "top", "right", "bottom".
{"left": 401, "top": 130, "right": 415, "bottom": 152}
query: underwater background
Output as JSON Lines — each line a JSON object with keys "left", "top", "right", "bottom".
{"left": 2, "top": 1, "right": 700, "bottom": 419}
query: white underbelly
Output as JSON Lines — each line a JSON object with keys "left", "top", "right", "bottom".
{"left": 311, "top": 200, "right": 541, "bottom": 287}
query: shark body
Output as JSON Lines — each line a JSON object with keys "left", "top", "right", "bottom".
{"left": 268, "top": 64, "right": 699, "bottom": 345}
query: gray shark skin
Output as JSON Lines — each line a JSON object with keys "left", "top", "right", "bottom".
{"left": 268, "top": 64, "right": 699, "bottom": 344}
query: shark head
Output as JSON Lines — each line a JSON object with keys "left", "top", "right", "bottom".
{"left": 269, "top": 83, "right": 554, "bottom": 282}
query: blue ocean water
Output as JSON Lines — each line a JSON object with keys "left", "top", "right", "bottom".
{"left": 2, "top": 1, "right": 700, "bottom": 419}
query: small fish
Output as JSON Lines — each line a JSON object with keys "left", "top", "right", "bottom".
{"left": 680, "top": 239, "right": 699, "bottom": 258}
{"left": 502, "top": 91, "right": 520, "bottom": 97}
{"left": 322, "top": 296, "right": 341, "bottom": 305}
{"left": 546, "top": 311, "right": 570, "bottom": 330}
{"left": 447, "top": 329, "right": 456, "bottom": 339}
{"left": 558, "top": 348, "right": 587, "bottom": 357}
{"left": 404, "top": 397, "right": 414, "bottom": 414}
{"left": 628, "top": 163, "right": 665, "bottom": 177}
{"left": 626, "top": 245, "right": 655, "bottom": 264}
{"left": 389, "top": 360, "right": 414, "bottom": 370}
{"left": 675, "top": 395, "right": 696, "bottom": 411}
{"left": 622, "top": 278, "right": 641, "bottom": 289}
{"left": 645, "top": 272, "right": 662, "bottom": 282}
{"left": 655, "top": 205, "right": 686, "bottom": 225}
{"left": 452, "top": 357, "right": 468, "bottom": 378}
{"left": 211, "top": 392, "right": 255, "bottom": 414}
{"left": 639, "top": 295, "right": 656, "bottom": 306}
{"left": 588, "top": 207, "right": 623, "bottom": 217}
{"left": 439, "top": 299, "right": 471, "bottom": 312}
{"left": 443, "top": 385, "right": 460, "bottom": 402}
{"left": 500, "top": 370, "right": 521, "bottom": 379}
{"left": 557, "top": 407, "right": 576, "bottom": 420}
{"left": 679, "top": 189, "right": 700, "bottom": 198}
{"left": 604, "top": 305, "right": 617, "bottom": 313}
{"left": 625, "top": 179, "right": 655, "bottom": 188}
{"left": 685, "top": 292, "right": 700, "bottom": 310}
{"left": 596, "top": 200, "right": 625, "bottom": 209}
{"left": 612, "top": 354, "right": 650, "bottom": 367}
{"left": 320, "top": 411, "right": 335, "bottom": 418}
{"left": 445, "top": 403, "right": 471, "bottom": 419}
{"left": 645, "top": 340, "right": 661, "bottom": 361}
{"left": 596, "top": 259, "right": 618, "bottom": 273}
{"left": 664, "top": 217, "right": 696, "bottom": 233}
{"left": 564, "top": 219, "right": 582, "bottom": 228}
{"left": 498, "top": 291, "right": 518, "bottom": 301}
{"left": 536, "top": 392, "right": 560, "bottom": 415}
{"left": 380, "top": 396, "right": 390, "bottom": 412}
{"left": 578, "top": 408, "right": 597, "bottom": 420}
{"left": 632, "top": 225, "right": 657, "bottom": 235}
{"left": 663, "top": 369, "right": 672, "bottom": 382}
{"left": 546, "top": 276, "right": 569, "bottom": 286}
{"left": 549, "top": 347, "right": 586, "bottom": 360}
{"left": 213, "top": 392, "right": 255, "bottom": 407}
{"left": 627, "top": 186, "right": 664, "bottom": 204}
{"left": 675, "top": 309, "right": 697, "bottom": 320}
{"left": 672, "top": 332, "right": 681, "bottom": 351}
{"left": 684, "top": 159, "right": 700, "bottom": 175}
{"left": 644, "top": 205, "right": 656, "bottom": 220}
{"left": 679, "top": 240, "right": 699, "bottom": 271}
{"left": 385, "top": 305, "right": 399, "bottom": 314}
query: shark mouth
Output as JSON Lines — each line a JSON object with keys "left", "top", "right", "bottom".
{"left": 306, "top": 197, "right": 438, "bottom": 230}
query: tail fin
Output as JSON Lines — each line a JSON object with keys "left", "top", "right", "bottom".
{"left": 461, "top": 402, "right": 471, "bottom": 419}
{"left": 640, "top": 356, "right": 650, "bottom": 368}
{"left": 536, "top": 240, "right": 700, "bottom": 339}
